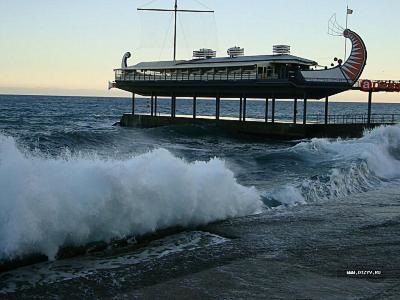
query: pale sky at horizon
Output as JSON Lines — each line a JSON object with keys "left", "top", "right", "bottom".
{"left": 1, "top": 0, "right": 400, "bottom": 102}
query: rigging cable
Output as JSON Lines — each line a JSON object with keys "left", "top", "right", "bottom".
{"left": 159, "top": 13, "right": 174, "bottom": 60}
{"left": 193, "top": 0, "right": 213, "bottom": 11}
{"left": 178, "top": 14, "right": 190, "bottom": 59}
{"left": 139, "top": 0, "right": 160, "bottom": 9}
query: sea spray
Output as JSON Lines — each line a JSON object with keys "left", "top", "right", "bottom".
{"left": 0, "top": 134, "right": 263, "bottom": 261}
{"left": 266, "top": 125, "right": 400, "bottom": 206}
{"left": 292, "top": 125, "right": 400, "bottom": 180}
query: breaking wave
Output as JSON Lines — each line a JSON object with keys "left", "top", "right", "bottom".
{"left": 265, "top": 125, "right": 400, "bottom": 206}
{"left": 0, "top": 134, "right": 262, "bottom": 261}
{"left": 1, "top": 125, "right": 400, "bottom": 261}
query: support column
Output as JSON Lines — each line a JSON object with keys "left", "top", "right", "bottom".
{"left": 239, "top": 97, "right": 243, "bottom": 121}
{"left": 367, "top": 91, "right": 372, "bottom": 124}
{"left": 293, "top": 98, "right": 297, "bottom": 124}
{"left": 154, "top": 95, "right": 158, "bottom": 116}
{"left": 193, "top": 95, "right": 197, "bottom": 119}
{"left": 265, "top": 98, "right": 269, "bottom": 122}
{"left": 216, "top": 95, "right": 221, "bottom": 120}
{"left": 303, "top": 97, "right": 308, "bottom": 125}
{"left": 173, "top": 95, "right": 176, "bottom": 117}
{"left": 271, "top": 97, "right": 276, "bottom": 123}
{"left": 171, "top": 94, "right": 176, "bottom": 117}
{"left": 131, "top": 93, "right": 135, "bottom": 115}
{"left": 150, "top": 93, "right": 154, "bottom": 116}
{"left": 324, "top": 96, "right": 329, "bottom": 125}
{"left": 243, "top": 96, "right": 247, "bottom": 121}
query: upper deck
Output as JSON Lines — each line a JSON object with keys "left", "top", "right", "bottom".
{"left": 114, "top": 54, "right": 318, "bottom": 83}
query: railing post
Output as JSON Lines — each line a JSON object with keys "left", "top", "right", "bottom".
{"left": 324, "top": 96, "right": 329, "bottom": 125}
{"left": 293, "top": 98, "right": 297, "bottom": 124}
{"left": 243, "top": 96, "right": 247, "bottom": 122}
{"left": 150, "top": 93, "right": 154, "bottom": 116}
{"left": 265, "top": 98, "right": 269, "bottom": 123}
{"left": 216, "top": 95, "right": 221, "bottom": 120}
{"left": 174, "top": 95, "right": 177, "bottom": 117}
{"left": 303, "top": 97, "right": 307, "bottom": 125}
{"left": 171, "top": 93, "right": 175, "bottom": 117}
{"left": 271, "top": 97, "right": 276, "bottom": 123}
{"left": 239, "top": 96, "right": 243, "bottom": 121}
{"left": 154, "top": 95, "right": 158, "bottom": 116}
{"left": 193, "top": 95, "right": 197, "bottom": 119}
{"left": 132, "top": 93, "right": 135, "bottom": 115}
{"left": 367, "top": 91, "right": 372, "bottom": 124}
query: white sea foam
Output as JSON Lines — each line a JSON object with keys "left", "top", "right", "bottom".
{"left": 0, "top": 231, "right": 228, "bottom": 294}
{"left": 293, "top": 125, "right": 400, "bottom": 180}
{"left": 280, "top": 125, "right": 400, "bottom": 204}
{"left": 267, "top": 185, "right": 306, "bottom": 207}
{"left": 0, "top": 134, "right": 262, "bottom": 261}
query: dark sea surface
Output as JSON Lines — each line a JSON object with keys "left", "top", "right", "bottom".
{"left": 1, "top": 94, "right": 400, "bottom": 298}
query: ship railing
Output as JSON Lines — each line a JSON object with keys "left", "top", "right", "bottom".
{"left": 115, "top": 72, "right": 259, "bottom": 81}
{"left": 115, "top": 73, "right": 360, "bottom": 83}
{"left": 302, "top": 78, "right": 351, "bottom": 83}
{"left": 306, "top": 113, "right": 400, "bottom": 124}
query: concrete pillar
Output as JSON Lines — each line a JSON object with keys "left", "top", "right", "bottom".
{"left": 239, "top": 97, "right": 243, "bottom": 121}
{"left": 132, "top": 93, "right": 135, "bottom": 115}
{"left": 171, "top": 94, "right": 176, "bottom": 117}
{"left": 265, "top": 98, "right": 269, "bottom": 122}
{"left": 293, "top": 98, "right": 297, "bottom": 124}
{"left": 325, "top": 96, "right": 329, "bottom": 124}
{"left": 154, "top": 95, "right": 158, "bottom": 116}
{"left": 170, "top": 95, "right": 173, "bottom": 117}
{"left": 303, "top": 98, "right": 308, "bottom": 125}
{"left": 243, "top": 96, "right": 247, "bottom": 121}
{"left": 367, "top": 91, "right": 372, "bottom": 124}
{"left": 216, "top": 96, "right": 220, "bottom": 120}
{"left": 173, "top": 95, "right": 176, "bottom": 117}
{"left": 271, "top": 97, "right": 276, "bottom": 123}
{"left": 193, "top": 96, "right": 197, "bottom": 119}
{"left": 150, "top": 94, "right": 154, "bottom": 116}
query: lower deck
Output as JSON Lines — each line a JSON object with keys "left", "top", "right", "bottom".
{"left": 115, "top": 79, "right": 349, "bottom": 99}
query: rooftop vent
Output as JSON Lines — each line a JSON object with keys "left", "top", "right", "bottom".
{"left": 193, "top": 48, "right": 216, "bottom": 59}
{"left": 227, "top": 46, "right": 244, "bottom": 58}
{"left": 273, "top": 45, "right": 290, "bottom": 55}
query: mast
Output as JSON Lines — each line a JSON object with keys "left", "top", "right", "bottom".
{"left": 345, "top": 5, "right": 348, "bottom": 60}
{"left": 344, "top": 4, "right": 353, "bottom": 60}
{"left": 174, "top": 0, "right": 177, "bottom": 61}
{"left": 138, "top": 0, "right": 214, "bottom": 61}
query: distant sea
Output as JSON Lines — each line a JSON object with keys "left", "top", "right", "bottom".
{"left": 1, "top": 94, "right": 400, "bottom": 298}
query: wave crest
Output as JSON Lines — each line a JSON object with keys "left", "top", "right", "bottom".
{"left": 0, "top": 134, "right": 262, "bottom": 260}
{"left": 266, "top": 125, "right": 400, "bottom": 206}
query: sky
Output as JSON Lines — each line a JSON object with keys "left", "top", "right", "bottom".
{"left": 0, "top": 0, "right": 400, "bottom": 102}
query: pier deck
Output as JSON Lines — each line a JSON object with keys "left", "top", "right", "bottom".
{"left": 120, "top": 113, "right": 392, "bottom": 139}
{"left": 118, "top": 78, "right": 400, "bottom": 139}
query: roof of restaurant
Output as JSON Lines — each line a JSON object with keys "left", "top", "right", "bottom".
{"left": 120, "top": 54, "right": 318, "bottom": 71}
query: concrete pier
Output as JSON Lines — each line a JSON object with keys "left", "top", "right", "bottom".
{"left": 123, "top": 80, "right": 400, "bottom": 139}
{"left": 120, "top": 114, "right": 389, "bottom": 139}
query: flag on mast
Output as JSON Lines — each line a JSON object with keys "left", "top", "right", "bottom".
{"left": 347, "top": 8, "right": 354, "bottom": 14}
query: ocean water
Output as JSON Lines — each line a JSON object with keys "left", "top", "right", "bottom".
{"left": 1, "top": 94, "right": 400, "bottom": 298}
